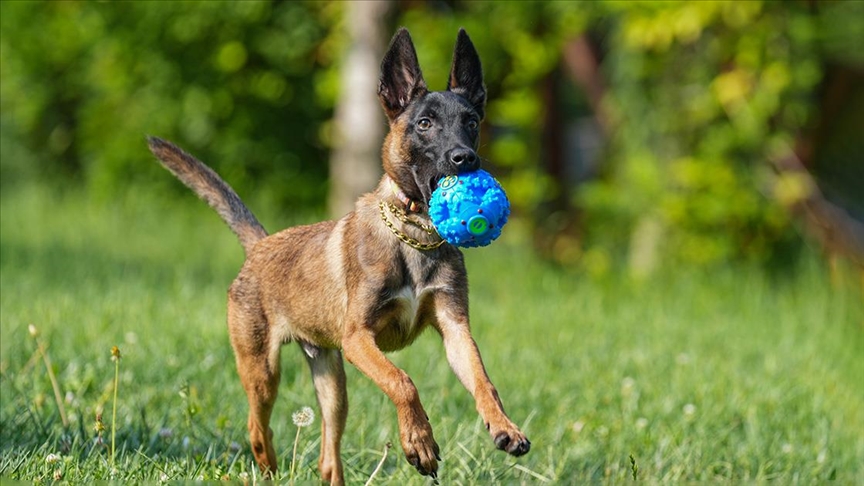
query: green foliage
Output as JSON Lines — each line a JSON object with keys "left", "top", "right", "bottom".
{"left": 0, "top": 1, "right": 342, "bottom": 209}
{"left": 1, "top": 186, "right": 862, "bottom": 482}
{"left": 2, "top": 1, "right": 860, "bottom": 269}
{"left": 394, "top": 1, "right": 860, "bottom": 270}
{"left": 583, "top": 1, "right": 828, "bottom": 268}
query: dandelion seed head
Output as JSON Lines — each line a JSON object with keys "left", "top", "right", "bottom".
{"left": 817, "top": 449, "right": 827, "bottom": 464}
{"left": 28, "top": 324, "right": 39, "bottom": 337}
{"left": 683, "top": 403, "right": 697, "bottom": 417}
{"left": 292, "top": 406, "right": 315, "bottom": 427}
{"left": 636, "top": 417, "right": 649, "bottom": 430}
{"left": 621, "top": 376, "right": 636, "bottom": 396}
{"left": 45, "top": 453, "right": 61, "bottom": 464}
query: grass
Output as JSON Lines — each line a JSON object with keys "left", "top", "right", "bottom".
{"left": 1, "top": 182, "right": 862, "bottom": 483}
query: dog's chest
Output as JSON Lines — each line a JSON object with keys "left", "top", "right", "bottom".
{"left": 375, "top": 285, "right": 435, "bottom": 351}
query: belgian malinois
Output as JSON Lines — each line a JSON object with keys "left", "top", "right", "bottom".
{"left": 148, "top": 28, "right": 529, "bottom": 484}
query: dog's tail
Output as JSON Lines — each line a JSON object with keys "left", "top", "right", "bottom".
{"left": 147, "top": 136, "right": 268, "bottom": 254}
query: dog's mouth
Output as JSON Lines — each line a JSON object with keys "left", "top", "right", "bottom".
{"left": 410, "top": 171, "right": 444, "bottom": 206}
{"left": 409, "top": 158, "right": 478, "bottom": 207}
{"left": 429, "top": 175, "right": 442, "bottom": 194}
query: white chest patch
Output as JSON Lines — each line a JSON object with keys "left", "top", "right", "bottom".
{"left": 394, "top": 286, "right": 422, "bottom": 328}
{"left": 375, "top": 285, "right": 440, "bottom": 351}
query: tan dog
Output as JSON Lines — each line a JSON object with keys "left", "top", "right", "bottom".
{"left": 148, "top": 28, "right": 529, "bottom": 484}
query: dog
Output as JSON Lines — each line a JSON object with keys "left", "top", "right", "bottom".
{"left": 147, "top": 28, "right": 529, "bottom": 484}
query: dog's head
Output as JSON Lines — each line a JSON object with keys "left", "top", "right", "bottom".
{"left": 378, "top": 28, "right": 487, "bottom": 207}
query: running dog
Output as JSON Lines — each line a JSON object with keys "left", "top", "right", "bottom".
{"left": 148, "top": 28, "right": 529, "bottom": 484}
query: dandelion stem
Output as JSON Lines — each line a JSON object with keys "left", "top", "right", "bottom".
{"left": 289, "top": 406, "right": 314, "bottom": 484}
{"left": 110, "top": 346, "right": 121, "bottom": 466}
{"left": 290, "top": 426, "right": 301, "bottom": 485}
{"left": 364, "top": 442, "right": 392, "bottom": 486}
{"left": 29, "top": 325, "right": 69, "bottom": 428}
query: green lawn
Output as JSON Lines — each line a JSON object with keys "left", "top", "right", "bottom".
{"left": 1, "top": 183, "right": 862, "bottom": 483}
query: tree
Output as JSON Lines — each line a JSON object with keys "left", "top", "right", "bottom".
{"left": 327, "top": 0, "right": 391, "bottom": 218}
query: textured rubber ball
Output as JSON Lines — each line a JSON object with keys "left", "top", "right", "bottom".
{"left": 429, "top": 170, "right": 510, "bottom": 248}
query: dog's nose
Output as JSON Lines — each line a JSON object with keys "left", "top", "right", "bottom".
{"left": 449, "top": 148, "right": 479, "bottom": 172}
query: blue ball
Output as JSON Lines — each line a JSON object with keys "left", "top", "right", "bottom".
{"left": 429, "top": 170, "right": 510, "bottom": 248}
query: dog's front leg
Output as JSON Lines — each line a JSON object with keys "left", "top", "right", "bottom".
{"left": 433, "top": 294, "right": 531, "bottom": 457}
{"left": 342, "top": 329, "right": 440, "bottom": 478}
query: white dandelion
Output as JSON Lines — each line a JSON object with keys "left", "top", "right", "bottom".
{"left": 290, "top": 406, "right": 316, "bottom": 484}
{"left": 683, "top": 403, "right": 697, "bottom": 418}
{"left": 292, "top": 406, "right": 315, "bottom": 427}
{"left": 621, "top": 376, "right": 636, "bottom": 396}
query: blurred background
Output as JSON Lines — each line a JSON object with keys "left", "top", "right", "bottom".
{"left": 2, "top": 0, "right": 862, "bottom": 276}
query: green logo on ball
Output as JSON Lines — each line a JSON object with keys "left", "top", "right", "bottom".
{"left": 467, "top": 215, "right": 489, "bottom": 235}
{"left": 439, "top": 175, "right": 458, "bottom": 190}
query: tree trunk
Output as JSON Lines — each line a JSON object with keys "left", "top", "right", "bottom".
{"left": 328, "top": 0, "right": 391, "bottom": 218}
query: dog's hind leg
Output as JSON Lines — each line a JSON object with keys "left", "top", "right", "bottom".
{"left": 243, "top": 369, "right": 280, "bottom": 477}
{"left": 228, "top": 284, "right": 281, "bottom": 477}
{"left": 302, "top": 344, "right": 348, "bottom": 485}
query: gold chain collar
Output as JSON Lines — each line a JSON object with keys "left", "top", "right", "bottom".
{"left": 378, "top": 200, "right": 445, "bottom": 251}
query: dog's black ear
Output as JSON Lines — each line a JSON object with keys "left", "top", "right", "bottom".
{"left": 378, "top": 28, "right": 428, "bottom": 121}
{"left": 447, "top": 28, "right": 486, "bottom": 119}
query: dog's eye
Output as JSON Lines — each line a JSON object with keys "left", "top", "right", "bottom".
{"left": 467, "top": 119, "right": 479, "bottom": 131}
{"left": 417, "top": 118, "right": 432, "bottom": 131}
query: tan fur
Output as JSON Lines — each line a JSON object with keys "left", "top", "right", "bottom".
{"left": 147, "top": 32, "right": 528, "bottom": 483}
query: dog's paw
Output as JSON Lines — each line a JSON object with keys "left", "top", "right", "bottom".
{"left": 490, "top": 423, "right": 531, "bottom": 457}
{"left": 399, "top": 415, "right": 440, "bottom": 477}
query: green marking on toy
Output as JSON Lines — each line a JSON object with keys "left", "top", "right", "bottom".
{"left": 467, "top": 215, "right": 489, "bottom": 235}
{"left": 439, "top": 175, "right": 458, "bottom": 190}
